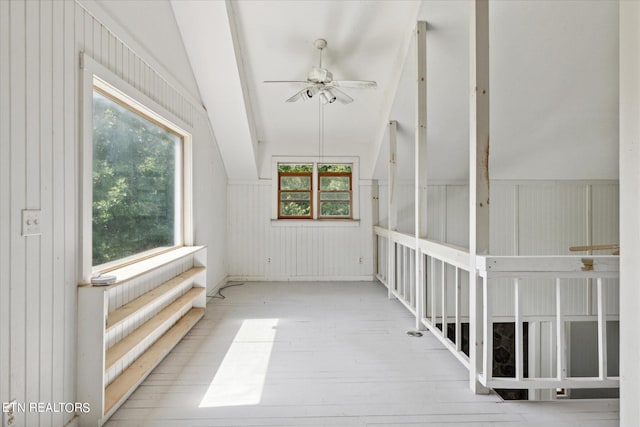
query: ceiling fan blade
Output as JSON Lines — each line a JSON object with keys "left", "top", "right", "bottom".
{"left": 330, "top": 87, "right": 354, "bottom": 104}
{"left": 264, "top": 80, "right": 310, "bottom": 84}
{"left": 285, "top": 86, "right": 313, "bottom": 102}
{"left": 330, "top": 80, "right": 377, "bottom": 89}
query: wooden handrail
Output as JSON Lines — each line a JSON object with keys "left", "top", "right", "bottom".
{"left": 569, "top": 244, "right": 619, "bottom": 252}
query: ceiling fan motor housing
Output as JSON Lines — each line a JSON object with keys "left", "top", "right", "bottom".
{"left": 308, "top": 66, "right": 333, "bottom": 84}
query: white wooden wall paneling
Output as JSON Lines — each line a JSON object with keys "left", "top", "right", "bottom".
{"left": 0, "top": 0, "right": 10, "bottom": 416}
{"left": 9, "top": 1, "right": 29, "bottom": 424}
{"left": 51, "top": 2, "right": 66, "bottom": 425}
{"left": 0, "top": 1, "right": 221, "bottom": 425}
{"left": 39, "top": 2, "right": 54, "bottom": 425}
{"left": 30, "top": 1, "right": 44, "bottom": 417}
{"left": 228, "top": 183, "right": 374, "bottom": 280}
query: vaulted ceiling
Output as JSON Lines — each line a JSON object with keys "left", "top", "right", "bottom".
{"left": 171, "top": 0, "right": 619, "bottom": 182}
{"left": 172, "top": 0, "right": 420, "bottom": 180}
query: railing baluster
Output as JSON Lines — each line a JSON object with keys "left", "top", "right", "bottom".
{"left": 388, "top": 239, "right": 395, "bottom": 298}
{"left": 410, "top": 249, "right": 415, "bottom": 308}
{"left": 482, "top": 274, "right": 492, "bottom": 383}
{"left": 515, "top": 278, "right": 522, "bottom": 381}
{"left": 556, "top": 278, "right": 565, "bottom": 381}
{"left": 404, "top": 246, "right": 409, "bottom": 300}
{"left": 430, "top": 256, "right": 436, "bottom": 326}
{"left": 442, "top": 260, "right": 447, "bottom": 338}
{"left": 597, "top": 277, "right": 608, "bottom": 380}
{"left": 455, "top": 267, "right": 461, "bottom": 351}
{"left": 418, "top": 250, "right": 425, "bottom": 324}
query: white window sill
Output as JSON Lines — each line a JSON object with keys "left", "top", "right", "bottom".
{"left": 271, "top": 219, "right": 361, "bottom": 228}
{"left": 81, "top": 245, "right": 206, "bottom": 289}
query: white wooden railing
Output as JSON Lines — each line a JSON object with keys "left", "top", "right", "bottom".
{"left": 374, "top": 226, "right": 620, "bottom": 394}
{"left": 375, "top": 226, "right": 471, "bottom": 367}
{"left": 476, "top": 255, "right": 619, "bottom": 391}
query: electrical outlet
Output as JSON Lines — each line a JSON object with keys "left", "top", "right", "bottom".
{"left": 266, "top": 257, "right": 272, "bottom": 264}
{"left": 358, "top": 256, "right": 364, "bottom": 264}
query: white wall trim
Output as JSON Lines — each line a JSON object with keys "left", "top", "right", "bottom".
{"left": 206, "top": 274, "right": 229, "bottom": 297}
{"left": 229, "top": 178, "right": 374, "bottom": 186}
{"left": 377, "top": 179, "right": 620, "bottom": 187}
{"left": 228, "top": 179, "right": 273, "bottom": 186}
{"left": 270, "top": 219, "right": 361, "bottom": 228}
{"left": 228, "top": 275, "right": 376, "bottom": 282}
{"left": 80, "top": 53, "right": 194, "bottom": 283}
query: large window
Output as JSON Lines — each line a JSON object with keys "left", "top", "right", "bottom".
{"left": 276, "top": 162, "right": 353, "bottom": 220}
{"left": 80, "top": 60, "right": 193, "bottom": 282}
{"left": 92, "top": 87, "right": 183, "bottom": 266}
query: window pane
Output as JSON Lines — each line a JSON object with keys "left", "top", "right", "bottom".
{"left": 280, "top": 192, "right": 311, "bottom": 201}
{"left": 280, "top": 201, "right": 311, "bottom": 217}
{"left": 93, "top": 90, "right": 178, "bottom": 266}
{"left": 320, "top": 192, "right": 350, "bottom": 201}
{"left": 320, "top": 176, "right": 350, "bottom": 191}
{"left": 320, "top": 202, "right": 350, "bottom": 217}
{"left": 280, "top": 175, "right": 311, "bottom": 190}
{"left": 278, "top": 164, "right": 312, "bottom": 173}
{"left": 318, "top": 164, "right": 352, "bottom": 173}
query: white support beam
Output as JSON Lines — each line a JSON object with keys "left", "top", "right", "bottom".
{"left": 468, "top": 0, "right": 490, "bottom": 394}
{"left": 415, "top": 21, "right": 427, "bottom": 330}
{"left": 619, "top": 2, "right": 640, "bottom": 423}
{"left": 388, "top": 120, "right": 398, "bottom": 299}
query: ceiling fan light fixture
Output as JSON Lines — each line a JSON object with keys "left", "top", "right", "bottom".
{"left": 304, "top": 85, "right": 320, "bottom": 100}
{"left": 319, "top": 89, "right": 336, "bottom": 104}
{"left": 266, "top": 38, "right": 377, "bottom": 104}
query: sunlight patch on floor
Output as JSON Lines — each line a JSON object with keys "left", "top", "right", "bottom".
{"left": 199, "top": 318, "right": 279, "bottom": 407}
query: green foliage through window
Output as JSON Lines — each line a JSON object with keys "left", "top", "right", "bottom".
{"left": 277, "top": 162, "right": 353, "bottom": 219}
{"left": 278, "top": 164, "right": 312, "bottom": 173}
{"left": 92, "top": 89, "right": 179, "bottom": 266}
{"left": 318, "top": 164, "right": 351, "bottom": 173}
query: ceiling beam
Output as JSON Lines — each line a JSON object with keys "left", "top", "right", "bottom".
{"left": 171, "top": 0, "right": 259, "bottom": 180}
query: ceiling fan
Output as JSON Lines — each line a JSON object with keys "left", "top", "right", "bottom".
{"left": 264, "top": 38, "right": 377, "bottom": 104}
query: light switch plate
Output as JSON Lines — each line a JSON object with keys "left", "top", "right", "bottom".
{"left": 22, "top": 209, "right": 41, "bottom": 236}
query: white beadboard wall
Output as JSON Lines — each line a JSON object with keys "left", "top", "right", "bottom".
{"left": 228, "top": 181, "right": 374, "bottom": 280}
{"left": 377, "top": 180, "right": 619, "bottom": 318}
{"left": 0, "top": 1, "right": 227, "bottom": 426}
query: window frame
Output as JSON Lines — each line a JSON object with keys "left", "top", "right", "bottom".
{"left": 278, "top": 170, "right": 313, "bottom": 219}
{"left": 80, "top": 53, "right": 193, "bottom": 284}
{"left": 317, "top": 171, "right": 353, "bottom": 219}
{"left": 271, "top": 157, "right": 359, "bottom": 222}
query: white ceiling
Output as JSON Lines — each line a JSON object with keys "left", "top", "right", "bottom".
{"left": 172, "top": 0, "right": 619, "bottom": 182}
{"left": 173, "top": 0, "right": 420, "bottom": 180}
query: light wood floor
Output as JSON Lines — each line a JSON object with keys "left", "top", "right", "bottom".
{"left": 105, "top": 281, "right": 619, "bottom": 426}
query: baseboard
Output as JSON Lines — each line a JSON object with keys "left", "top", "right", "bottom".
{"left": 227, "top": 275, "right": 375, "bottom": 282}
{"left": 207, "top": 275, "right": 229, "bottom": 297}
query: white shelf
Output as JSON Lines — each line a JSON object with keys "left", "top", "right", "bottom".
{"left": 77, "top": 246, "right": 207, "bottom": 426}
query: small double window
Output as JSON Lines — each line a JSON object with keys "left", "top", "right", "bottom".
{"left": 277, "top": 163, "right": 352, "bottom": 219}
